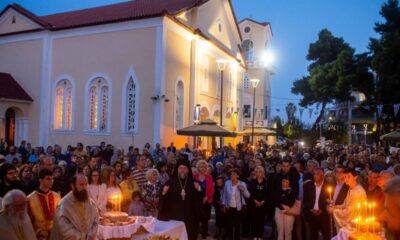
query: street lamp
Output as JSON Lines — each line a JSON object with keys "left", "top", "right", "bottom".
{"left": 250, "top": 78, "right": 260, "bottom": 145}
{"left": 194, "top": 104, "right": 201, "bottom": 149}
{"left": 216, "top": 59, "right": 227, "bottom": 148}
{"left": 363, "top": 122, "right": 368, "bottom": 145}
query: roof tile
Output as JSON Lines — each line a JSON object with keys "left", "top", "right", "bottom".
{"left": 0, "top": 73, "right": 33, "bottom": 102}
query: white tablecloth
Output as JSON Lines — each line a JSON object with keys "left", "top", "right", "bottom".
{"left": 332, "top": 227, "right": 385, "bottom": 240}
{"left": 97, "top": 217, "right": 155, "bottom": 239}
{"left": 134, "top": 220, "right": 188, "bottom": 240}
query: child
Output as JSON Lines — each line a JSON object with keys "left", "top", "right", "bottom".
{"left": 128, "top": 191, "right": 147, "bottom": 216}
{"left": 213, "top": 176, "right": 226, "bottom": 239}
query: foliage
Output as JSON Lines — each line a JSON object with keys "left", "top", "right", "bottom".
{"left": 283, "top": 119, "right": 304, "bottom": 140}
{"left": 369, "top": 0, "right": 400, "bottom": 133}
{"left": 292, "top": 29, "right": 374, "bottom": 130}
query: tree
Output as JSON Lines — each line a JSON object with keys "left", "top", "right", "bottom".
{"left": 292, "top": 29, "right": 374, "bottom": 130}
{"left": 369, "top": 0, "right": 400, "bottom": 133}
{"left": 285, "top": 102, "right": 297, "bottom": 123}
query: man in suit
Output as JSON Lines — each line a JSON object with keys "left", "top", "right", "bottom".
{"left": 324, "top": 165, "right": 350, "bottom": 237}
{"left": 303, "top": 168, "right": 330, "bottom": 240}
{"left": 332, "top": 165, "right": 350, "bottom": 206}
{"left": 167, "top": 142, "right": 176, "bottom": 153}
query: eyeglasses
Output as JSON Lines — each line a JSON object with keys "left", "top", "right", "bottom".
{"left": 92, "top": 174, "right": 99, "bottom": 177}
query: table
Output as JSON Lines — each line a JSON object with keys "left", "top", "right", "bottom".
{"left": 332, "top": 227, "right": 385, "bottom": 240}
{"left": 134, "top": 220, "right": 188, "bottom": 240}
{"left": 96, "top": 220, "right": 187, "bottom": 240}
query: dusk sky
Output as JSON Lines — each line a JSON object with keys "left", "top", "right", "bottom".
{"left": 0, "top": 0, "right": 386, "bottom": 123}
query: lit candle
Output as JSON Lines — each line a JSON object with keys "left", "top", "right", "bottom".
{"left": 119, "top": 194, "right": 122, "bottom": 212}
{"left": 327, "top": 187, "right": 332, "bottom": 202}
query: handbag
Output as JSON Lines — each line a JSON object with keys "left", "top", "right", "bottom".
{"left": 284, "top": 199, "right": 301, "bottom": 216}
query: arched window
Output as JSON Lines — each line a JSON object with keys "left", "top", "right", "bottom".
{"left": 126, "top": 77, "right": 137, "bottom": 132}
{"left": 241, "top": 39, "right": 254, "bottom": 61}
{"left": 175, "top": 80, "right": 184, "bottom": 131}
{"left": 201, "top": 57, "right": 209, "bottom": 93}
{"left": 54, "top": 79, "right": 73, "bottom": 129}
{"left": 88, "top": 77, "right": 110, "bottom": 131}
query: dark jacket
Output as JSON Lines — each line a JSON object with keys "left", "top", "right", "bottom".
{"left": 334, "top": 183, "right": 349, "bottom": 206}
{"left": 302, "top": 180, "right": 329, "bottom": 221}
{"left": 273, "top": 168, "right": 299, "bottom": 210}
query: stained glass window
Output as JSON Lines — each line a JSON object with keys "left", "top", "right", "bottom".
{"left": 54, "top": 80, "right": 73, "bottom": 129}
{"left": 88, "top": 78, "right": 109, "bottom": 132}
{"left": 89, "top": 86, "right": 98, "bottom": 130}
{"left": 126, "top": 77, "right": 136, "bottom": 132}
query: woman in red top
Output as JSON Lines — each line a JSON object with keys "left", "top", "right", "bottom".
{"left": 194, "top": 160, "right": 215, "bottom": 239}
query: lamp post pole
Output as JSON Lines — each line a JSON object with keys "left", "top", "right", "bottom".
{"left": 220, "top": 69, "right": 224, "bottom": 148}
{"left": 217, "top": 59, "right": 227, "bottom": 149}
{"left": 250, "top": 79, "right": 260, "bottom": 146}
{"left": 364, "top": 122, "right": 368, "bottom": 145}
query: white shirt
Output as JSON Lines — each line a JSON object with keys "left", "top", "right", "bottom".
{"left": 313, "top": 183, "right": 323, "bottom": 210}
{"left": 88, "top": 183, "right": 108, "bottom": 214}
{"left": 333, "top": 182, "right": 344, "bottom": 204}
{"left": 229, "top": 184, "right": 238, "bottom": 208}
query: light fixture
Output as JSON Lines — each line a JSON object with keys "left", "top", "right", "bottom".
{"left": 194, "top": 104, "right": 201, "bottom": 124}
{"left": 261, "top": 50, "right": 274, "bottom": 66}
{"left": 250, "top": 78, "right": 260, "bottom": 88}
{"left": 216, "top": 59, "right": 228, "bottom": 71}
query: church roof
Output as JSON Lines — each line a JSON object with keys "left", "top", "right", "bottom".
{"left": 238, "top": 18, "right": 270, "bottom": 27}
{"left": 0, "top": 73, "right": 33, "bottom": 102}
{"left": 2, "top": 0, "right": 210, "bottom": 31}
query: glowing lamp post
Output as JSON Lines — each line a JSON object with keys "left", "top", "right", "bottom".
{"left": 250, "top": 78, "right": 260, "bottom": 145}
{"left": 216, "top": 59, "right": 227, "bottom": 148}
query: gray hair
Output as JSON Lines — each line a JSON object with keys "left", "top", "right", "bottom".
{"left": 307, "top": 159, "right": 320, "bottom": 168}
{"left": 2, "top": 189, "right": 26, "bottom": 210}
{"left": 383, "top": 176, "right": 400, "bottom": 207}
{"left": 196, "top": 160, "right": 208, "bottom": 169}
{"left": 145, "top": 168, "right": 159, "bottom": 180}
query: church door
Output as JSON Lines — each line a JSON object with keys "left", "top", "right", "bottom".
{"left": 5, "top": 108, "right": 15, "bottom": 146}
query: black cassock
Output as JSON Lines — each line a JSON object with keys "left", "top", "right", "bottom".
{"left": 158, "top": 176, "right": 202, "bottom": 240}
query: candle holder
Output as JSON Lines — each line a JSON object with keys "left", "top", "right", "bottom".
{"left": 350, "top": 201, "right": 383, "bottom": 240}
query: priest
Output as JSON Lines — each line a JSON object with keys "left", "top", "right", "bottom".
{"left": 27, "top": 169, "right": 61, "bottom": 240}
{"left": 0, "top": 189, "right": 37, "bottom": 240}
{"left": 328, "top": 168, "right": 367, "bottom": 232}
{"left": 50, "top": 173, "right": 98, "bottom": 240}
{"left": 158, "top": 156, "right": 202, "bottom": 240}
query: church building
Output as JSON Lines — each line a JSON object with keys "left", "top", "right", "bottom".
{"left": 0, "top": 0, "right": 273, "bottom": 149}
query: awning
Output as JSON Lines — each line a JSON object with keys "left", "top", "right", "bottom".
{"left": 176, "top": 119, "right": 237, "bottom": 137}
{"left": 237, "top": 127, "right": 276, "bottom": 136}
{"left": 380, "top": 130, "right": 400, "bottom": 141}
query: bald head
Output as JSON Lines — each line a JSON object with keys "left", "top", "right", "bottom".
{"left": 2, "top": 189, "right": 26, "bottom": 215}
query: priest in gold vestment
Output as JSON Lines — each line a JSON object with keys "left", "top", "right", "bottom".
{"left": 0, "top": 189, "right": 37, "bottom": 240}
{"left": 328, "top": 168, "right": 367, "bottom": 232}
{"left": 50, "top": 173, "right": 98, "bottom": 240}
{"left": 28, "top": 169, "right": 61, "bottom": 240}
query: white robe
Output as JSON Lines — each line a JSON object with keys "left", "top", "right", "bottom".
{"left": 0, "top": 210, "right": 37, "bottom": 240}
{"left": 332, "top": 184, "right": 367, "bottom": 231}
{"left": 50, "top": 192, "right": 99, "bottom": 240}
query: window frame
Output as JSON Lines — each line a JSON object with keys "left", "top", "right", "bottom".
{"left": 84, "top": 73, "right": 112, "bottom": 135}
{"left": 52, "top": 76, "right": 75, "bottom": 132}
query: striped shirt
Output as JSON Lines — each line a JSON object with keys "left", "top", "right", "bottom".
{"left": 131, "top": 167, "right": 149, "bottom": 189}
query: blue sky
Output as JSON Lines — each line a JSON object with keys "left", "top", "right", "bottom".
{"left": 0, "top": 0, "right": 385, "bottom": 123}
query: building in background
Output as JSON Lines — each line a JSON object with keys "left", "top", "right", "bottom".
{"left": 238, "top": 18, "right": 275, "bottom": 144}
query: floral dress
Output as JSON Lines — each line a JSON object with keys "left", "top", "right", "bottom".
{"left": 141, "top": 181, "right": 162, "bottom": 217}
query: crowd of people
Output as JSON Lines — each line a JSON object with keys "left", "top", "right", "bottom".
{"left": 0, "top": 138, "right": 400, "bottom": 240}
